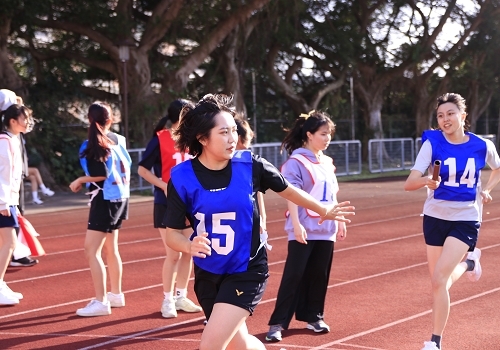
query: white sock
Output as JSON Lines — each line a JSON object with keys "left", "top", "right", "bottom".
{"left": 32, "top": 191, "right": 40, "bottom": 200}
{"left": 40, "top": 184, "right": 48, "bottom": 191}
{"left": 164, "top": 292, "right": 174, "bottom": 301}
{"left": 175, "top": 288, "right": 187, "bottom": 298}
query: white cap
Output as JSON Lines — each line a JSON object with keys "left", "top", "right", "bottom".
{"left": 0, "top": 89, "right": 18, "bottom": 112}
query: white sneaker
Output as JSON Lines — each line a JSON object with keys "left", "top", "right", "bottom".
{"left": 421, "top": 341, "right": 439, "bottom": 350}
{"left": 0, "top": 281, "right": 23, "bottom": 299}
{"left": 466, "top": 248, "right": 482, "bottom": 282}
{"left": 0, "top": 285, "right": 19, "bottom": 305}
{"left": 32, "top": 197, "right": 44, "bottom": 205}
{"left": 175, "top": 296, "right": 202, "bottom": 313}
{"left": 107, "top": 292, "right": 125, "bottom": 307}
{"left": 76, "top": 299, "right": 111, "bottom": 317}
{"left": 41, "top": 188, "right": 55, "bottom": 196}
{"left": 161, "top": 298, "right": 177, "bottom": 318}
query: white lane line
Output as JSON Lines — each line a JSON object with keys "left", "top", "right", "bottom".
{"left": 309, "top": 287, "right": 500, "bottom": 349}
{"left": 0, "top": 283, "right": 163, "bottom": 320}
{"left": 44, "top": 237, "right": 161, "bottom": 256}
{"left": 41, "top": 223, "right": 154, "bottom": 240}
{"left": 77, "top": 316, "right": 206, "bottom": 350}
{"left": 0, "top": 331, "right": 201, "bottom": 343}
{"left": 8, "top": 256, "right": 164, "bottom": 284}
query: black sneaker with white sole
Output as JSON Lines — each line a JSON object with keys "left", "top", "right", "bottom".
{"left": 10, "top": 257, "right": 39, "bottom": 267}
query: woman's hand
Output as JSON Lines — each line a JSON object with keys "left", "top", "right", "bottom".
{"left": 0, "top": 209, "right": 10, "bottom": 217}
{"left": 293, "top": 223, "right": 307, "bottom": 244}
{"left": 337, "top": 221, "right": 347, "bottom": 240}
{"left": 480, "top": 190, "right": 492, "bottom": 204}
{"left": 191, "top": 232, "right": 211, "bottom": 258}
{"left": 425, "top": 175, "right": 441, "bottom": 190}
{"left": 69, "top": 179, "right": 82, "bottom": 193}
{"left": 319, "top": 201, "right": 355, "bottom": 224}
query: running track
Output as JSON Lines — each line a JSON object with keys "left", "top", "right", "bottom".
{"left": 1, "top": 172, "right": 499, "bottom": 349}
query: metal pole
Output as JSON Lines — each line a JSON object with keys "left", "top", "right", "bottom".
{"left": 252, "top": 70, "right": 257, "bottom": 142}
{"left": 350, "top": 76, "right": 355, "bottom": 140}
{"left": 123, "top": 60, "right": 129, "bottom": 148}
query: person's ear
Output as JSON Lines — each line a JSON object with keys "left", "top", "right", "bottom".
{"left": 197, "top": 136, "right": 206, "bottom": 146}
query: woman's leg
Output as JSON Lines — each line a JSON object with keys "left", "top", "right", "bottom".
{"left": 296, "top": 240, "right": 333, "bottom": 325}
{"left": 28, "top": 167, "right": 53, "bottom": 196}
{"left": 268, "top": 240, "right": 311, "bottom": 329}
{"left": 103, "top": 229, "right": 122, "bottom": 294}
{"left": 83, "top": 229, "right": 108, "bottom": 302}
{"left": 26, "top": 174, "right": 38, "bottom": 191}
{"left": 28, "top": 168, "right": 43, "bottom": 187}
{"left": 159, "top": 227, "right": 181, "bottom": 294}
{"left": 175, "top": 228, "right": 194, "bottom": 292}
{"left": 173, "top": 228, "right": 202, "bottom": 312}
{"left": 159, "top": 227, "right": 182, "bottom": 317}
{"left": 0, "top": 227, "right": 16, "bottom": 280}
{"left": 201, "top": 303, "right": 265, "bottom": 350}
{"left": 427, "top": 237, "right": 469, "bottom": 337}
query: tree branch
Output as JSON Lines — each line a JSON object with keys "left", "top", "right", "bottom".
{"left": 32, "top": 19, "right": 119, "bottom": 58}
{"left": 172, "top": 0, "right": 271, "bottom": 90}
{"left": 267, "top": 44, "right": 309, "bottom": 112}
{"left": 310, "top": 72, "right": 346, "bottom": 109}
{"left": 139, "top": 0, "right": 185, "bottom": 53}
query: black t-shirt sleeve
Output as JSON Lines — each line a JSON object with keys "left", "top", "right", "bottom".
{"left": 86, "top": 157, "right": 108, "bottom": 189}
{"left": 87, "top": 158, "right": 108, "bottom": 177}
{"left": 252, "top": 154, "right": 289, "bottom": 193}
{"left": 164, "top": 180, "right": 191, "bottom": 229}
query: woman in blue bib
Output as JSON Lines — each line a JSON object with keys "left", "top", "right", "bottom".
{"left": 405, "top": 93, "right": 500, "bottom": 350}
{"left": 70, "top": 102, "right": 131, "bottom": 317}
{"left": 164, "top": 94, "right": 355, "bottom": 350}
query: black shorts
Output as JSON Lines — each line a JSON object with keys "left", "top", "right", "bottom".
{"left": 193, "top": 264, "right": 269, "bottom": 320}
{"left": 154, "top": 203, "right": 190, "bottom": 229}
{"left": 88, "top": 195, "right": 129, "bottom": 233}
{"left": 423, "top": 215, "right": 479, "bottom": 252}
{"left": 0, "top": 206, "right": 19, "bottom": 228}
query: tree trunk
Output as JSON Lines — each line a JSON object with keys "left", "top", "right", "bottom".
{"left": 0, "top": 16, "right": 25, "bottom": 97}
{"left": 120, "top": 51, "right": 159, "bottom": 146}
{"left": 466, "top": 80, "right": 493, "bottom": 133}
{"left": 222, "top": 27, "right": 247, "bottom": 114}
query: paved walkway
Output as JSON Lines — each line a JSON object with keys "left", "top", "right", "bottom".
{"left": 24, "top": 190, "right": 153, "bottom": 215}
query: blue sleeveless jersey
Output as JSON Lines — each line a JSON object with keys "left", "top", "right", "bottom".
{"left": 422, "top": 130, "right": 486, "bottom": 202}
{"left": 79, "top": 134, "right": 132, "bottom": 200}
{"left": 170, "top": 150, "right": 254, "bottom": 274}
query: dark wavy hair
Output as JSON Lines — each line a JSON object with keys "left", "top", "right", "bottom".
{"left": 281, "top": 110, "right": 336, "bottom": 155}
{"left": 234, "top": 112, "right": 254, "bottom": 148}
{"left": 436, "top": 93, "right": 469, "bottom": 131}
{"left": 173, "top": 94, "right": 236, "bottom": 156}
{"left": 80, "top": 101, "right": 113, "bottom": 161}
{"left": 152, "top": 99, "right": 194, "bottom": 136}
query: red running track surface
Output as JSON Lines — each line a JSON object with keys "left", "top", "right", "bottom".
{"left": 1, "top": 172, "right": 500, "bottom": 350}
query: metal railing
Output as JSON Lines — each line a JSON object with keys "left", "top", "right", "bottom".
{"left": 368, "top": 138, "right": 414, "bottom": 173}
{"left": 128, "top": 140, "right": 363, "bottom": 191}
